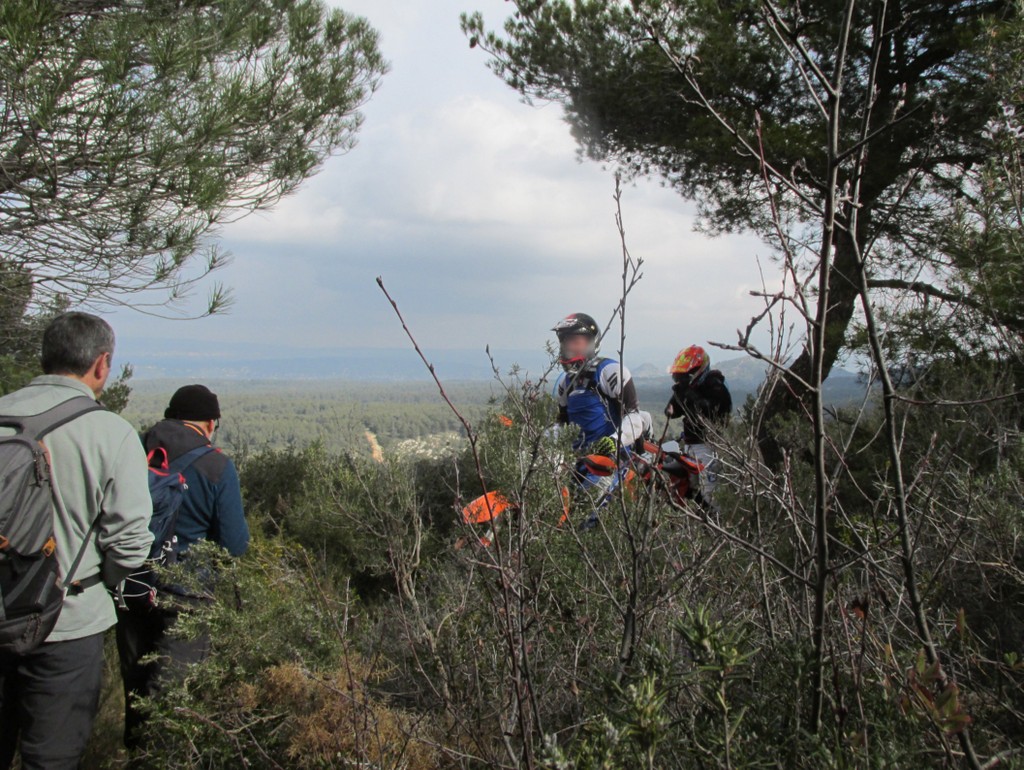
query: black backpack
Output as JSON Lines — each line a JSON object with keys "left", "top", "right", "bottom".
{"left": 0, "top": 396, "right": 105, "bottom": 654}
{"left": 120, "top": 444, "right": 213, "bottom": 609}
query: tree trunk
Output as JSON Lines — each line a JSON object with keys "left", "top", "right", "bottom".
{"left": 757, "top": 212, "right": 867, "bottom": 469}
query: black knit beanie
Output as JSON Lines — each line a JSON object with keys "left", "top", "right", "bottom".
{"left": 165, "top": 384, "right": 221, "bottom": 421}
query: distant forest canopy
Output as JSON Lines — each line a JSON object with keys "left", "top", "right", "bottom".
{"left": 123, "top": 379, "right": 501, "bottom": 454}
{"left": 122, "top": 362, "right": 871, "bottom": 454}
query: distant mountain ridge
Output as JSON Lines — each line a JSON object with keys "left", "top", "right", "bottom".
{"left": 119, "top": 340, "right": 868, "bottom": 406}
{"left": 117, "top": 343, "right": 547, "bottom": 382}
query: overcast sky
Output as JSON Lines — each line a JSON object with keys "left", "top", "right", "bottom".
{"left": 114, "top": 0, "right": 772, "bottom": 373}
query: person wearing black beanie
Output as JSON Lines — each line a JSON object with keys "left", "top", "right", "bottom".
{"left": 115, "top": 383, "right": 248, "bottom": 752}
{"left": 163, "top": 383, "right": 222, "bottom": 422}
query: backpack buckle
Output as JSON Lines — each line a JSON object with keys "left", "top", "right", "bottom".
{"left": 67, "top": 574, "right": 102, "bottom": 595}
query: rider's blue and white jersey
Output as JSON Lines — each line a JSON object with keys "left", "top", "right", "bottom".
{"left": 556, "top": 358, "right": 645, "bottom": 448}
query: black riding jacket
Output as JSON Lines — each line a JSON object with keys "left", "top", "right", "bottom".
{"left": 665, "top": 370, "right": 732, "bottom": 444}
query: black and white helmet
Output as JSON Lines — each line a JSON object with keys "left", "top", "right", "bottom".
{"left": 553, "top": 312, "right": 600, "bottom": 372}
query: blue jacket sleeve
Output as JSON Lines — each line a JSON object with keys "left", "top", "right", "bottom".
{"left": 212, "top": 459, "right": 249, "bottom": 556}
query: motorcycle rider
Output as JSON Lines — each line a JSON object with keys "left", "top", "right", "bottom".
{"left": 664, "top": 345, "right": 732, "bottom": 501}
{"left": 552, "top": 312, "right": 650, "bottom": 455}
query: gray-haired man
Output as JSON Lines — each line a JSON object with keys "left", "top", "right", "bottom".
{"left": 0, "top": 312, "right": 153, "bottom": 770}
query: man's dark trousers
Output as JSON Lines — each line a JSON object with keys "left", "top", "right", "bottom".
{"left": 116, "top": 603, "right": 210, "bottom": 750}
{"left": 0, "top": 632, "right": 105, "bottom": 769}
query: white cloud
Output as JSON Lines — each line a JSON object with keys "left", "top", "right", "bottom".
{"left": 111, "top": 0, "right": 781, "bottom": 368}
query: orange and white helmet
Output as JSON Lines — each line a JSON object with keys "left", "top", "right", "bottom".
{"left": 668, "top": 345, "right": 710, "bottom": 382}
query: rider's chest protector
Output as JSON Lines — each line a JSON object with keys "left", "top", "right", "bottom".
{"left": 564, "top": 360, "right": 620, "bottom": 447}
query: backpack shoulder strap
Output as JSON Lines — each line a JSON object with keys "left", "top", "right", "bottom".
{"left": 13, "top": 396, "right": 106, "bottom": 442}
{"left": 13, "top": 397, "right": 110, "bottom": 594}
{"left": 166, "top": 444, "right": 216, "bottom": 476}
{"left": 65, "top": 516, "right": 103, "bottom": 594}
{"left": 575, "top": 358, "right": 609, "bottom": 392}
{"left": 564, "top": 359, "right": 615, "bottom": 399}
{"left": 592, "top": 357, "right": 613, "bottom": 379}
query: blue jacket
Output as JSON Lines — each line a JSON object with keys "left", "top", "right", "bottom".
{"left": 143, "top": 420, "right": 249, "bottom": 557}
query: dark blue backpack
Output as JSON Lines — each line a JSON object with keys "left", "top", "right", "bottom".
{"left": 121, "top": 445, "right": 213, "bottom": 609}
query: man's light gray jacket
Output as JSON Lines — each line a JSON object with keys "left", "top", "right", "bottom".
{"left": 0, "top": 376, "right": 153, "bottom": 642}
